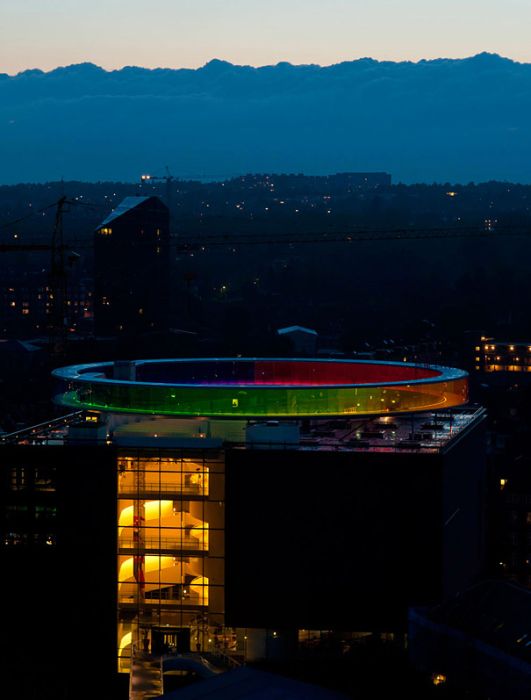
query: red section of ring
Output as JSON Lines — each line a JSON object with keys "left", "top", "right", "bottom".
{"left": 251, "top": 360, "right": 439, "bottom": 386}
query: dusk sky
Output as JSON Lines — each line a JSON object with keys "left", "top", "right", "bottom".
{"left": 2, "top": 0, "right": 531, "bottom": 74}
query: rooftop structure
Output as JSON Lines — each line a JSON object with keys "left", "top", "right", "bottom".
{"left": 52, "top": 357, "right": 468, "bottom": 418}
{"left": 277, "top": 325, "right": 317, "bottom": 336}
{"left": 2, "top": 404, "right": 484, "bottom": 456}
{"left": 97, "top": 197, "right": 154, "bottom": 229}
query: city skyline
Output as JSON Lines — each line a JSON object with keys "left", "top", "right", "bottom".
{"left": 2, "top": 0, "right": 530, "bottom": 75}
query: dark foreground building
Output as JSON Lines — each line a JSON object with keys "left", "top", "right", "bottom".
{"left": 0, "top": 412, "right": 486, "bottom": 696}
{"left": 409, "top": 580, "right": 531, "bottom": 699}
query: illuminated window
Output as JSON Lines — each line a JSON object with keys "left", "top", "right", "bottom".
{"left": 99, "top": 227, "right": 113, "bottom": 235}
{"left": 10, "top": 467, "right": 27, "bottom": 492}
{"left": 35, "top": 505, "right": 57, "bottom": 520}
{"left": 34, "top": 467, "right": 57, "bottom": 492}
{"left": 500, "top": 478, "right": 508, "bottom": 490}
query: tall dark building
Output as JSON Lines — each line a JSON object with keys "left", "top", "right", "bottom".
{"left": 94, "top": 196, "right": 170, "bottom": 336}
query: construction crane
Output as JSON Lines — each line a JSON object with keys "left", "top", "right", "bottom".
{"left": 171, "top": 223, "right": 531, "bottom": 250}
{"left": 49, "top": 196, "right": 71, "bottom": 356}
{"left": 0, "top": 197, "right": 80, "bottom": 356}
{"left": 3, "top": 204, "right": 531, "bottom": 257}
{"left": 140, "top": 167, "right": 175, "bottom": 211}
{"left": 6, "top": 221, "right": 526, "bottom": 252}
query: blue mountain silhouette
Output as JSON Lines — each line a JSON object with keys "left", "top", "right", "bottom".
{"left": 1, "top": 54, "right": 530, "bottom": 184}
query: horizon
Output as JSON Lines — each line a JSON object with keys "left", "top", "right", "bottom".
{"left": 3, "top": 51, "right": 528, "bottom": 77}
{"left": 2, "top": 175, "right": 531, "bottom": 189}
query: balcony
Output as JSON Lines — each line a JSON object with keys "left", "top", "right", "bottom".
{"left": 118, "top": 481, "right": 208, "bottom": 499}
{"left": 118, "top": 535, "right": 207, "bottom": 555}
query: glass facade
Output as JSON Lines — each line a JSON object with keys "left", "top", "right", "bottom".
{"left": 116, "top": 449, "right": 225, "bottom": 672}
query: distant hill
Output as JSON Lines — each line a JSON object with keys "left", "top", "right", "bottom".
{"left": 2, "top": 54, "right": 531, "bottom": 184}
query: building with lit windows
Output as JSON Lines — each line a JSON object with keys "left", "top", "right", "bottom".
{"left": 0, "top": 357, "right": 486, "bottom": 698}
{"left": 0, "top": 269, "right": 93, "bottom": 336}
{"left": 94, "top": 196, "right": 170, "bottom": 336}
{"left": 475, "top": 337, "right": 531, "bottom": 374}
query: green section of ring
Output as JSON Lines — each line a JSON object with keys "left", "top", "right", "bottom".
{"left": 52, "top": 359, "right": 468, "bottom": 418}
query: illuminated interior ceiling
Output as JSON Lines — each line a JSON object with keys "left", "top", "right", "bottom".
{"left": 52, "top": 358, "right": 468, "bottom": 418}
